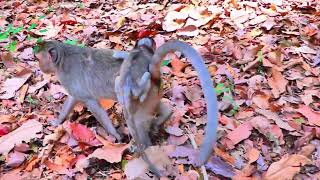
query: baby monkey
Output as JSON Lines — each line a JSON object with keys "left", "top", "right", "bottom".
{"left": 115, "top": 38, "right": 219, "bottom": 174}
{"left": 36, "top": 41, "right": 129, "bottom": 141}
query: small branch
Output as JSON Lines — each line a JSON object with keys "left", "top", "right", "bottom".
{"left": 186, "top": 129, "right": 209, "bottom": 180}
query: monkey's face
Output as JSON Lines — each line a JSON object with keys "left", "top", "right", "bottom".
{"left": 35, "top": 50, "right": 57, "bottom": 74}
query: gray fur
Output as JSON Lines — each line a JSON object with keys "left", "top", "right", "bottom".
{"left": 38, "top": 41, "right": 130, "bottom": 141}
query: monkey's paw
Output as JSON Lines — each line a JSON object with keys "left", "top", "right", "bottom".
{"left": 48, "top": 118, "right": 62, "bottom": 127}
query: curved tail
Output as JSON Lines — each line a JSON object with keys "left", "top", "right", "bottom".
{"left": 150, "top": 40, "right": 218, "bottom": 165}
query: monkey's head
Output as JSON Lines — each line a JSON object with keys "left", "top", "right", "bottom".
{"left": 35, "top": 41, "right": 61, "bottom": 74}
{"left": 135, "top": 38, "right": 156, "bottom": 53}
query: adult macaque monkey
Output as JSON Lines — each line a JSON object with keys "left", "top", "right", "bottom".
{"left": 35, "top": 40, "right": 130, "bottom": 141}
{"left": 115, "top": 37, "right": 218, "bottom": 170}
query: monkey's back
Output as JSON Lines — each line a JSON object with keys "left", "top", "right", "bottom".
{"left": 56, "top": 45, "right": 124, "bottom": 101}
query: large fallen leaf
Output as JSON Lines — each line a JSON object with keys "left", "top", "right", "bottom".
{"left": 6, "top": 151, "right": 26, "bottom": 167}
{"left": 162, "top": 11, "right": 186, "bottom": 32}
{"left": 0, "top": 120, "right": 43, "bottom": 154}
{"left": 125, "top": 145, "right": 175, "bottom": 179}
{"left": 265, "top": 154, "right": 312, "bottom": 180}
{"left": 69, "top": 123, "right": 101, "bottom": 146}
{"left": 88, "top": 142, "right": 130, "bottom": 163}
{"left": 256, "top": 109, "right": 295, "bottom": 131}
{"left": 297, "top": 105, "right": 320, "bottom": 126}
{"left": 226, "top": 122, "right": 253, "bottom": 146}
{"left": 247, "top": 148, "right": 260, "bottom": 164}
{"left": 0, "top": 73, "right": 32, "bottom": 99}
{"left": 250, "top": 116, "right": 284, "bottom": 144}
{"left": 267, "top": 69, "right": 288, "bottom": 98}
{"left": 205, "top": 156, "right": 235, "bottom": 178}
{"left": 295, "top": 46, "right": 317, "bottom": 54}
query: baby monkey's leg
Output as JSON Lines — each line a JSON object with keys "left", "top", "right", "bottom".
{"left": 132, "top": 72, "right": 151, "bottom": 103}
{"left": 49, "top": 96, "right": 77, "bottom": 126}
{"left": 85, "top": 99, "right": 122, "bottom": 141}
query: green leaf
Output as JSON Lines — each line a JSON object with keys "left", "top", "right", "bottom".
{"left": 47, "top": 6, "right": 54, "bottom": 12}
{"left": 27, "top": 23, "right": 37, "bottom": 31}
{"left": 64, "top": 39, "right": 78, "bottom": 45}
{"left": 26, "top": 34, "right": 33, "bottom": 41}
{"left": 121, "top": 159, "right": 128, "bottom": 170}
{"left": 38, "top": 15, "right": 46, "bottom": 19}
{"left": 39, "top": 29, "right": 48, "bottom": 33}
{"left": 257, "top": 50, "right": 263, "bottom": 62}
{"left": 293, "top": 118, "right": 305, "bottom": 124}
{"left": 26, "top": 95, "right": 38, "bottom": 105}
{"left": 78, "top": 2, "right": 84, "bottom": 9}
{"left": 64, "top": 39, "right": 85, "bottom": 47}
{"left": 161, "top": 59, "right": 170, "bottom": 66}
{"left": 8, "top": 41, "right": 17, "bottom": 52}
{"left": 0, "top": 32, "right": 9, "bottom": 40}
{"left": 5, "top": 41, "right": 18, "bottom": 52}
{"left": 33, "top": 38, "right": 43, "bottom": 53}
{"left": 11, "top": 26, "right": 23, "bottom": 34}
{"left": 214, "top": 83, "right": 226, "bottom": 95}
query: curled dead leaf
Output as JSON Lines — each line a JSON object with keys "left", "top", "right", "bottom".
{"left": 265, "top": 154, "right": 312, "bottom": 180}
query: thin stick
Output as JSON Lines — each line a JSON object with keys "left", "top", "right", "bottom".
{"left": 186, "top": 128, "right": 209, "bottom": 180}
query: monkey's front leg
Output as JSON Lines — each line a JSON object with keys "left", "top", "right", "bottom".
{"left": 49, "top": 96, "right": 77, "bottom": 126}
{"left": 85, "top": 99, "right": 122, "bottom": 141}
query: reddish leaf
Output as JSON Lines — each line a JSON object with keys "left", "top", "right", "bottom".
{"left": 226, "top": 122, "right": 253, "bottom": 146}
{"left": 69, "top": 123, "right": 98, "bottom": 145}
{"left": 297, "top": 105, "right": 320, "bottom": 126}
{"left": 0, "top": 125, "right": 10, "bottom": 136}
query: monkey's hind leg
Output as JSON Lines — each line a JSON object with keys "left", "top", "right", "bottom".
{"left": 151, "top": 101, "right": 173, "bottom": 134}
{"left": 49, "top": 96, "right": 77, "bottom": 126}
{"left": 85, "top": 99, "right": 122, "bottom": 141}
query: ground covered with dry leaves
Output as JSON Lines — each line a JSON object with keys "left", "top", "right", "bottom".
{"left": 0, "top": 0, "right": 320, "bottom": 179}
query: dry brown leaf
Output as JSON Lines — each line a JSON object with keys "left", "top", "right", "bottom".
{"left": 295, "top": 46, "right": 317, "bottom": 54}
{"left": 249, "top": 15, "right": 267, "bottom": 25}
{"left": 162, "top": 11, "right": 186, "bottom": 32}
{"left": 247, "top": 148, "right": 260, "bottom": 164}
{"left": 115, "top": 16, "right": 126, "bottom": 30}
{"left": 89, "top": 142, "right": 130, "bottom": 163}
{"left": 0, "top": 119, "right": 43, "bottom": 154}
{"left": 256, "top": 109, "right": 295, "bottom": 131}
{"left": 297, "top": 105, "right": 320, "bottom": 126}
{"left": 18, "top": 84, "right": 29, "bottom": 104}
{"left": 1, "top": 52, "right": 15, "bottom": 68}
{"left": 226, "top": 122, "right": 253, "bottom": 146}
{"left": 0, "top": 73, "right": 32, "bottom": 99}
{"left": 0, "top": 114, "right": 16, "bottom": 124}
{"left": 265, "top": 154, "right": 312, "bottom": 180}
{"left": 43, "top": 126, "right": 65, "bottom": 145}
{"left": 171, "top": 55, "right": 188, "bottom": 74}
{"left": 125, "top": 145, "right": 175, "bottom": 179}
{"left": 267, "top": 69, "right": 288, "bottom": 98}
{"left": 27, "top": 79, "right": 49, "bottom": 94}
{"left": 298, "top": 144, "right": 316, "bottom": 157}
{"left": 176, "top": 25, "right": 199, "bottom": 37}
{"left": 252, "top": 94, "right": 270, "bottom": 109}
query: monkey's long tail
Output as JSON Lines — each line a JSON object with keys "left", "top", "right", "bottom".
{"left": 150, "top": 40, "right": 218, "bottom": 165}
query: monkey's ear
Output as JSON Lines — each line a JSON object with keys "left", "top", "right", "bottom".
{"left": 48, "top": 48, "right": 58, "bottom": 63}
